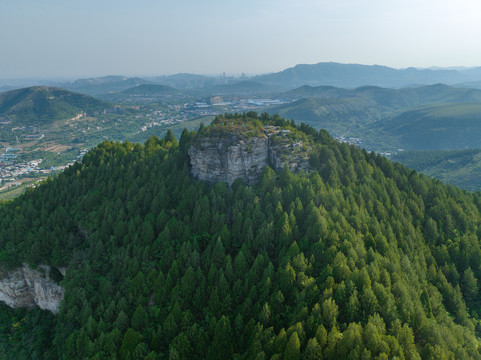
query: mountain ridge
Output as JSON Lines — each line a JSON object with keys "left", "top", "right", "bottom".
{"left": 254, "top": 62, "right": 480, "bottom": 89}
{"left": 0, "top": 86, "right": 109, "bottom": 125}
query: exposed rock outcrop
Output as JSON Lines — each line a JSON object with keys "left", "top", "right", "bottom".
{"left": 268, "top": 135, "right": 311, "bottom": 174}
{"left": 0, "top": 264, "right": 64, "bottom": 314}
{"left": 188, "top": 129, "right": 310, "bottom": 185}
{"left": 189, "top": 133, "right": 269, "bottom": 185}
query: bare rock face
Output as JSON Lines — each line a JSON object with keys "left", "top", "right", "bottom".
{"left": 189, "top": 134, "right": 269, "bottom": 185}
{"left": 268, "top": 136, "right": 311, "bottom": 173}
{"left": 0, "top": 264, "right": 64, "bottom": 314}
{"left": 188, "top": 130, "right": 310, "bottom": 185}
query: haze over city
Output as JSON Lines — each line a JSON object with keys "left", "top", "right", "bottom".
{"left": 2, "top": 0, "right": 481, "bottom": 78}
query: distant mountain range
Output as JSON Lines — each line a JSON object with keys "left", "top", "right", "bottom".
{"left": 255, "top": 62, "right": 481, "bottom": 89}
{"left": 68, "top": 63, "right": 481, "bottom": 94}
{"left": 0, "top": 86, "right": 108, "bottom": 125}
{"left": 64, "top": 76, "right": 151, "bottom": 95}
{"left": 284, "top": 83, "right": 481, "bottom": 107}
{"left": 5, "top": 61, "right": 481, "bottom": 97}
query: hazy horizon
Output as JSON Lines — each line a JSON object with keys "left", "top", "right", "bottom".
{"left": 2, "top": 62, "right": 481, "bottom": 84}
{"left": 2, "top": 0, "right": 481, "bottom": 78}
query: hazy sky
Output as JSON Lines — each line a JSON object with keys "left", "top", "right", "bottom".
{"left": 2, "top": 0, "right": 481, "bottom": 78}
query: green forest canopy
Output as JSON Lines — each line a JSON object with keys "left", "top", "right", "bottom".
{"left": 1, "top": 112, "right": 481, "bottom": 359}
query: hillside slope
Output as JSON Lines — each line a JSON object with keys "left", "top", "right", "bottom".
{"left": 254, "top": 62, "right": 480, "bottom": 89}
{"left": 1, "top": 114, "right": 481, "bottom": 358}
{"left": 285, "top": 84, "right": 481, "bottom": 107}
{"left": 392, "top": 149, "right": 481, "bottom": 191}
{"left": 379, "top": 103, "right": 481, "bottom": 150}
{"left": 0, "top": 86, "right": 108, "bottom": 125}
{"left": 65, "top": 76, "right": 151, "bottom": 95}
{"left": 271, "top": 85, "right": 481, "bottom": 153}
{"left": 268, "top": 96, "right": 384, "bottom": 135}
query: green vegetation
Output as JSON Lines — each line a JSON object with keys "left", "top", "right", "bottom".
{"left": 127, "top": 116, "right": 215, "bottom": 143}
{"left": 0, "top": 179, "right": 43, "bottom": 201}
{"left": 65, "top": 76, "right": 151, "bottom": 96}
{"left": 100, "top": 84, "right": 188, "bottom": 104}
{"left": 0, "top": 86, "right": 202, "bottom": 171}
{"left": 379, "top": 103, "right": 481, "bottom": 150}
{"left": 392, "top": 149, "right": 481, "bottom": 191}
{"left": 268, "top": 84, "right": 481, "bottom": 190}
{"left": 253, "top": 62, "right": 481, "bottom": 89}
{"left": 270, "top": 85, "right": 481, "bottom": 154}
{"left": 1, "top": 113, "right": 481, "bottom": 358}
{"left": 284, "top": 84, "right": 481, "bottom": 107}
{"left": 199, "top": 112, "right": 267, "bottom": 138}
{"left": 268, "top": 96, "right": 384, "bottom": 136}
{"left": 0, "top": 87, "right": 108, "bottom": 125}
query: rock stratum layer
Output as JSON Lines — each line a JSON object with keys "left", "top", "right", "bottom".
{"left": 0, "top": 264, "right": 64, "bottom": 314}
{"left": 188, "top": 131, "right": 309, "bottom": 185}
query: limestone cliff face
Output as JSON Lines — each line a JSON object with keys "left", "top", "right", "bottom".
{"left": 189, "top": 134, "right": 269, "bottom": 185}
{"left": 0, "top": 264, "right": 64, "bottom": 314}
{"left": 188, "top": 131, "right": 310, "bottom": 185}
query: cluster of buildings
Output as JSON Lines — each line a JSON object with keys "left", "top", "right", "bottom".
{"left": 138, "top": 109, "right": 188, "bottom": 133}
{"left": 0, "top": 147, "right": 19, "bottom": 163}
{"left": 0, "top": 159, "right": 74, "bottom": 192}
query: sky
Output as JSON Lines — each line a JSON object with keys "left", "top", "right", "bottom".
{"left": 1, "top": 0, "right": 481, "bottom": 78}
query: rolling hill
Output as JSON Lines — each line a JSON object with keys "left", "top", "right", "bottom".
{"left": 379, "top": 103, "right": 481, "bottom": 150}
{"left": 254, "top": 62, "right": 481, "bottom": 89}
{"left": 269, "top": 84, "right": 481, "bottom": 153}
{"left": 65, "top": 76, "right": 151, "bottom": 95}
{"left": 268, "top": 96, "right": 384, "bottom": 135}
{"left": 392, "top": 149, "right": 481, "bottom": 191}
{"left": 0, "top": 86, "right": 109, "bottom": 125}
{"left": 285, "top": 83, "right": 481, "bottom": 107}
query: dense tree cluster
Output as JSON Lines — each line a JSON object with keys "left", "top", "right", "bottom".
{"left": 1, "top": 113, "right": 481, "bottom": 359}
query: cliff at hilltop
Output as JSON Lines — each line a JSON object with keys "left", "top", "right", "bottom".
{"left": 188, "top": 122, "right": 310, "bottom": 185}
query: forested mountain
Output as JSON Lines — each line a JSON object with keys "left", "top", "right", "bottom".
{"left": 268, "top": 97, "right": 384, "bottom": 135}
{"left": 379, "top": 103, "right": 481, "bottom": 150}
{"left": 285, "top": 84, "right": 481, "bottom": 107}
{"left": 392, "top": 149, "right": 481, "bottom": 191}
{"left": 0, "top": 86, "right": 108, "bottom": 125}
{"left": 65, "top": 76, "right": 151, "bottom": 96}
{"left": 2, "top": 113, "right": 481, "bottom": 359}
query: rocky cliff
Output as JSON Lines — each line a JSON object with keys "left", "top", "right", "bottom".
{"left": 188, "top": 128, "right": 310, "bottom": 185}
{"left": 0, "top": 264, "right": 64, "bottom": 314}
